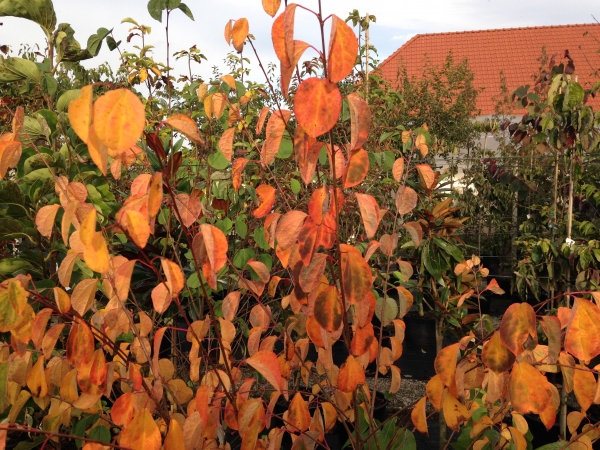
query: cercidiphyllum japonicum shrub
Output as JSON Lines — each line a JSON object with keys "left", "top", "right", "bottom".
{"left": 1, "top": 1, "right": 600, "bottom": 450}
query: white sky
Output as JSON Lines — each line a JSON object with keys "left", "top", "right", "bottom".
{"left": 1, "top": 0, "right": 600, "bottom": 83}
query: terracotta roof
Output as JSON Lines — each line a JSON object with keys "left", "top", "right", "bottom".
{"left": 378, "top": 24, "right": 600, "bottom": 115}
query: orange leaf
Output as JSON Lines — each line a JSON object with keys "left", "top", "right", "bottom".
{"left": 442, "top": 391, "right": 470, "bottom": 432}
{"left": 342, "top": 148, "right": 369, "bottom": 188}
{"left": 93, "top": 89, "right": 145, "bottom": 153}
{"left": 71, "top": 278, "right": 97, "bottom": 316}
{"left": 486, "top": 278, "right": 505, "bottom": 295}
{"left": 573, "top": 365, "right": 596, "bottom": 412}
{"left": 347, "top": 93, "right": 371, "bottom": 151}
{"left": 392, "top": 157, "right": 405, "bottom": 182}
{"left": 121, "top": 210, "right": 150, "bottom": 248}
{"left": 232, "top": 157, "right": 249, "bottom": 192}
{"left": 294, "top": 78, "right": 341, "bottom": 138}
{"left": 314, "top": 285, "right": 343, "bottom": 333}
{"left": 253, "top": 184, "right": 276, "bottom": 218}
{"left": 275, "top": 210, "right": 307, "bottom": 250}
{"left": 151, "top": 283, "right": 171, "bottom": 314}
{"left": 262, "top": 0, "right": 281, "bottom": 17}
{"left": 263, "top": 110, "right": 291, "bottom": 165}
{"left": 87, "top": 125, "right": 108, "bottom": 175}
{"left": 219, "top": 127, "right": 235, "bottom": 162}
{"left": 482, "top": 331, "right": 515, "bottom": 374}
{"left": 174, "top": 193, "right": 202, "bottom": 228}
{"left": 434, "top": 343, "right": 460, "bottom": 397}
{"left": 162, "top": 258, "right": 184, "bottom": 297}
{"left": 83, "top": 232, "right": 110, "bottom": 274}
{"left": 66, "top": 318, "right": 94, "bottom": 370}
{"left": 246, "top": 350, "right": 282, "bottom": 392}
{"left": 42, "top": 323, "right": 65, "bottom": 359}
{"left": 337, "top": 355, "right": 366, "bottom": 393}
{"left": 500, "top": 303, "right": 537, "bottom": 356}
{"left": 53, "top": 287, "right": 71, "bottom": 313}
{"left": 164, "top": 419, "right": 185, "bottom": 450}
{"left": 355, "top": 193, "right": 380, "bottom": 239}
{"left": 271, "top": 8, "right": 294, "bottom": 67}
{"left": 36, "top": 204, "right": 61, "bottom": 238}
{"left": 120, "top": 408, "right": 161, "bottom": 450}
{"left": 191, "top": 224, "right": 228, "bottom": 290}
{"left": 0, "top": 141, "right": 22, "bottom": 178}
{"left": 224, "top": 20, "right": 233, "bottom": 45}
{"left": 415, "top": 164, "right": 435, "bottom": 189}
{"left": 68, "top": 85, "right": 93, "bottom": 143}
{"left": 426, "top": 375, "right": 444, "bottom": 411}
{"left": 411, "top": 397, "right": 428, "bottom": 436}
{"left": 390, "top": 365, "right": 402, "bottom": 394}
{"left": 509, "top": 361, "right": 552, "bottom": 414}
{"left": 256, "top": 107, "right": 270, "bottom": 135}
{"left": 565, "top": 297, "right": 600, "bottom": 362}
{"left": 164, "top": 114, "right": 204, "bottom": 146}
{"left": 288, "top": 392, "right": 311, "bottom": 432}
{"left": 58, "top": 251, "right": 78, "bottom": 287}
{"left": 403, "top": 222, "right": 423, "bottom": 247}
{"left": 340, "top": 244, "right": 373, "bottom": 305}
{"left": 222, "top": 291, "right": 241, "bottom": 321}
{"left": 293, "top": 127, "right": 320, "bottom": 185}
{"left": 280, "top": 40, "right": 310, "bottom": 98}
{"left": 232, "top": 18, "right": 249, "bottom": 52}
{"left": 395, "top": 186, "right": 418, "bottom": 215}
{"left": 238, "top": 398, "right": 265, "bottom": 450}
{"left": 328, "top": 15, "right": 358, "bottom": 83}
{"left": 147, "top": 172, "right": 163, "bottom": 218}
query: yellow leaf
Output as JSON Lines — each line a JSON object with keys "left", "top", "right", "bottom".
{"left": 68, "top": 85, "right": 93, "bottom": 144}
{"left": 120, "top": 408, "right": 161, "bottom": 450}
{"left": 221, "top": 75, "right": 237, "bottom": 90}
{"left": 122, "top": 210, "right": 150, "bottom": 248}
{"left": 197, "top": 83, "right": 209, "bottom": 102}
{"left": 232, "top": 18, "right": 249, "bottom": 52}
{"left": 27, "top": 356, "right": 48, "bottom": 398}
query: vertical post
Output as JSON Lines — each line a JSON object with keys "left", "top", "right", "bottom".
{"left": 364, "top": 13, "right": 370, "bottom": 98}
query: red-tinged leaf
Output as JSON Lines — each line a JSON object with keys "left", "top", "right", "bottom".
{"left": 510, "top": 361, "right": 553, "bottom": 414}
{"left": 347, "top": 93, "right": 371, "bottom": 150}
{"left": 540, "top": 316, "right": 561, "bottom": 364}
{"left": 121, "top": 210, "right": 150, "bottom": 248}
{"left": 337, "top": 355, "right": 365, "bottom": 393}
{"left": 350, "top": 322, "right": 375, "bottom": 357}
{"left": 271, "top": 12, "right": 289, "bottom": 67}
{"left": 403, "top": 222, "right": 423, "bottom": 247}
{"left": 415, "top": 164, "right": 435, "bottom": 189}
{"left": 342, "top": 148, "right": 369, "bottom": 188}
{"left": 120, "top": 408, "right": 161, "bottom": 450}
{"left": 219, "top": 127, "right": 235, "bottom": 162}
{"left": 294, "top": 78, "right": 342, "bottom": 138}
{"left": 174, "top": 193, "right": 202, "bottom": 228}
{"left": 565, "top": 298, "right": 600, "bottom": 362}
{"left": 275, "top": 210, "right": 307, "bottom": 250}
{"left": 222, "top": 291, "right": 241, "bottom": 321}
{"left": 573, "top": 365, "right": 596, "bottom": 412}
{"left": 61, "top": 200, "right": 77, "bottom": 245}
{"left": 482, "top": 331, "right": 515, "bottom": 374}
{"left": 262, "top": 0, "right": 281, "bottom": 17}
{"left": 306, "top": 315, "right": 326, "bottom": 347}
{"left": 442, "top": 392, "right": 470, "bottom": 432}
{"left": 340, "top": 244, "right": 373, "bottom": 305}
{"left": 164, "top": 114, "right": 204, "bottom": 146}
{"left": 66, "top": 318, "right": 94, "bottom": 370}
{"left": 392, "top": 157, "right": 405, "bottom": 182}
{"left": 355, "top": 193, "right": 380, "bottom": 239}
{"left": 68, "top": 85, "right": 93, "bottom": 144}
{"left": 281, "top": 40, "right": 310, "bottom": 98}
{"left": 256, "top": 107, "right": 270, "bottom": 135}
{"left": 93, "top": 89, "right": 145, "bottom": 153}
{"left": 299, "top": 253, "right": 327, "bottom": 293}
{"left": 363, "top": 240, "right": 380, "bottom": 262}
{"left": 246, "top": 351, "right": 282, "bottom": 392}
{"left": 191, "top": 224, "right": 228, "bottom": 290}
{"left": 314, "top": 285, "right": 343, "bottom": 333}
{"left": 411, "top": 397, "right": 428, "bottom": 436}
{"left": 500, "top": 303, "right": 537, "bottom": 356}
{"left": 89, "top": 348, "right": 107, "bottom": 387}
{"left": 395, "top": 186, "right": 418, "bottom": 215}
{"left": 0, "top": 141, "right": 22, "bottom": 178}
{"left": 232, "top": 158, "right": 249, "bottom": 192}
{"left": 426, "top": 375, "right": 444, "bottom": 411}
{"left": 238, "top": 398, "right": 265, "bottom": 450}
{"left": 287, "top": 392, "right": 311, "bottom": 432}
{"left": 294, "top": 127, "right": 320, "bottom": 185}
{"left": 434, "top": 343, "right": 460, "bottom": 397}
{"left": 36, "top": 204, "right": 61, "bottom": 238}
{"left": 232, "top": 18, "right": 249, "bottom": 52}
{"left": 253, "top": 184, "right": 276, "bottom": 218}
{"left": 71, "top": 278, "right": 97, "bottom": 316}
{"left": 263, "top": 110, "right": 291, "bottom": 165}
{"left": 486, "top": 278, "right": 505, "bottom": 295}
{"left": 164, "top": 419, "right": 185, "bottom": 450}
{"left": 328, "top": 15, "right": 358, "bottom": 83}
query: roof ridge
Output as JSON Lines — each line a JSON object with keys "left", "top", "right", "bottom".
{"left": 379, "top": 23, "right": 600, "bottom": 69}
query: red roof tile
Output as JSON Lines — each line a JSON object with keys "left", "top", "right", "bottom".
{"left": 378, "top": 24, "right": 600, "bottom": 115}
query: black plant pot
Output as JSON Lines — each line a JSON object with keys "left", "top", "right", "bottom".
{"left": 395, "top": 314, "right": 438, "bottom": 379}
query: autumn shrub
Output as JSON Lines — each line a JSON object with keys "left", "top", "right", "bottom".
{"left": 1, "top": 1, "right": 600, "bottom": 450}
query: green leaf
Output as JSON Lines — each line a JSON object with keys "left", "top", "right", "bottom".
{"left": 432, "top": 237, "right": 463, "bottom": 263}
{"left": 534, "top": 444, "right": 565, "bottom": 450}
{"left": 0, "top": 55, "right": 41, "bottom": 82}
{"left": 106, "top": 36, "right": 120, "bottom": 51}
{"left": 207, "top": 151, "right": 230, "bottom": 170}
{"left": 276, "top": 132, "right": 293, "bottom": 159}
{"left": 0, "top": 258, "right": 32, "bottom": 275}
{"left": 88, "top": 425, "right": 111, "bottom": 444}
{"left": 0, "top": 218, "right": 25, "bottom": 239}
{"left": 177, "top": 4, "right": 194, "bottom": 19}
{"left": 86, "top": 27, "right": 111, "bottom": 57}
{"left": 23, "top": 168, "right": 53, "bottom": 183}
{"left": 423, "top": 242, "right": 443, "bottom": 285}
{"left": 564, "top": 81, "right": 584, "bottom": 110}
{"left": 233, "top": 248, "right": 256, "bottom": 269}
{"left": 56, "top": 89, "right": 81, "bottom": 112}
{"left": 0, "top": 0, "right": 57, "bottom": 35}
{"left": 390, "top": 429, "right": 416, "bottom": 450}
{"left": 290, "top": 178, "right": 301, "bottom": 195}
{"left": 40, "top": 73, "right": 57, "bottom": 95}
{"left": 235, "top": 218, "right": 248, "bottom": 239}
{"left": 166, "top": 0, "right": 181, "bottom": 7}
{"left": 379, "top": 130, "right": 399, "bottom": 143}
{"left": 147, "top": 0, "right": 166, "bottom": 22}
{"left": 253, "top": 227, "right": 269, "bottom": 251}
{"left": 375, "top": 296, "right": 398, "bottom": 327}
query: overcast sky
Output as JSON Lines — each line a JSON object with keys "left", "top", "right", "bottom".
{"left": 2, "top": 0, "right": 600, "bottom": 82}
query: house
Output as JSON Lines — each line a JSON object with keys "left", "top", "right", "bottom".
{"left": 378, "top": 23, "right": 600, "bottom": 118}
